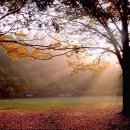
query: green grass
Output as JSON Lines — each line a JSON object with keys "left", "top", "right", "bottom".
{"left": 0, "top": 96, "right": 122, "bottom": 111}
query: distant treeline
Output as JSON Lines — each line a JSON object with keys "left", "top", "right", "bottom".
{"left": 0, "top": 48, "right": 122, "bottom": 98}
{"left": 0, "top": 48, "right": 78, "bottom": 98}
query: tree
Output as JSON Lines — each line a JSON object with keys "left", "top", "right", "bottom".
{"left": 64, "top": 0, "right": 130, "bottom": 116}
{"left": 0, "top": 0, "right": 130, "bottom": 115}
{"left": 60, "top": 0, "right": 129, "bottom": 116}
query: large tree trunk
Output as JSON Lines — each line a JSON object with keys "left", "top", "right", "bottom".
{"left": 122, "top": 48, "right": 130, "bottom": 116}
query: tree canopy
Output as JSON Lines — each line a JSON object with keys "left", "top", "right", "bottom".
{"left": 0, "top": 0, "right": 129, "bottom": 62}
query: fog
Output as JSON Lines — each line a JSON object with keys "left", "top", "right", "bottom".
{"left": 88, "top": 63, "right": 122, "bottom": 96}
{"left": 17, "top": 57, "right": 122, "bottom": 96}
{"left": 0, "top": 48, "right": 122, "bottom": 97}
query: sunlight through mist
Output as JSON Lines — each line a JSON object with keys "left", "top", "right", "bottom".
{"left": 87, "top": 62, "right": 122, "bottom": 96}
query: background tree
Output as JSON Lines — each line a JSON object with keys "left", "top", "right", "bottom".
{"left": 0, "top": 0, "right": 129, "bottom": 116}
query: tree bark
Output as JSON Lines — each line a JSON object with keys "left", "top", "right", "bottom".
{"left": 121, "top": 47, "right": 130, "bottom": 116}
{"left": 120, "top": 0, "right": 129, "bottom": 116}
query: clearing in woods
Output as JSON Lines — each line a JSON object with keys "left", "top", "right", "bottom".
{"left": 0, "top": 97, "right": 130, "bottom": 130}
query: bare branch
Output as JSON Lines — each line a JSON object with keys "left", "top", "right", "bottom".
{"left": 30, "top": 50, "right": 74, "bottom": 60}
{"left": 0, "top": 39, "right": 116, "bottom": 55}
{"left": 0, "top": 0, "right": 26, "bottom": 21}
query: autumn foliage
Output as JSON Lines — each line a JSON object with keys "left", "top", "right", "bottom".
{"left": 0, "top": 34, "right": 53, "bottom": 61}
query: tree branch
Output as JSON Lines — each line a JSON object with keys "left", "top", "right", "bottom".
{"left": 0, "top": 0, "right": 26, "bottom": 21}
{"left": 0, "top": 39, "right": 116, "bottom": 55}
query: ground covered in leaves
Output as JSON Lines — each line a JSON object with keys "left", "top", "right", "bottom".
{"left": 0, "top": 105, "right": 130, "bottom": 130}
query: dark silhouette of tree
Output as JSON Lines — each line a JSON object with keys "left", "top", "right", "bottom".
{"left": 63, "top": 0, "right": 129, "bottom": 116}
{"left": 0, "top": 0, "right": 130, "bottom": 116}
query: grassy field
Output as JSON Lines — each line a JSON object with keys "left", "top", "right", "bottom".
{"left": 1, "top": 96, "right": 129, "bottom": 130}
{"left": 0, "top": 96, "right": 122, "bottom": 110}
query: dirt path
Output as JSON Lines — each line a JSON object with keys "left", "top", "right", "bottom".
{"left": 0, "top": 105, "right": 130, "bottom": 130}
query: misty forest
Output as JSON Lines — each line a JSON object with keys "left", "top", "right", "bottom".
{"left": 0, "top": 0, "right": 130, "bottom": 129}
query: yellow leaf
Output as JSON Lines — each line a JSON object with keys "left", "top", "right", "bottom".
{"left": 15, "top": 32, "right": 27, "bottom": 40}
{"left": 32, "top": 49, "right": 52, "bottom": 60}
{"left": 49, "top": 42, "right": 61, "bottom": 48}
{"left": 0, "top": 43, "right": 29, "bottom": 60}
